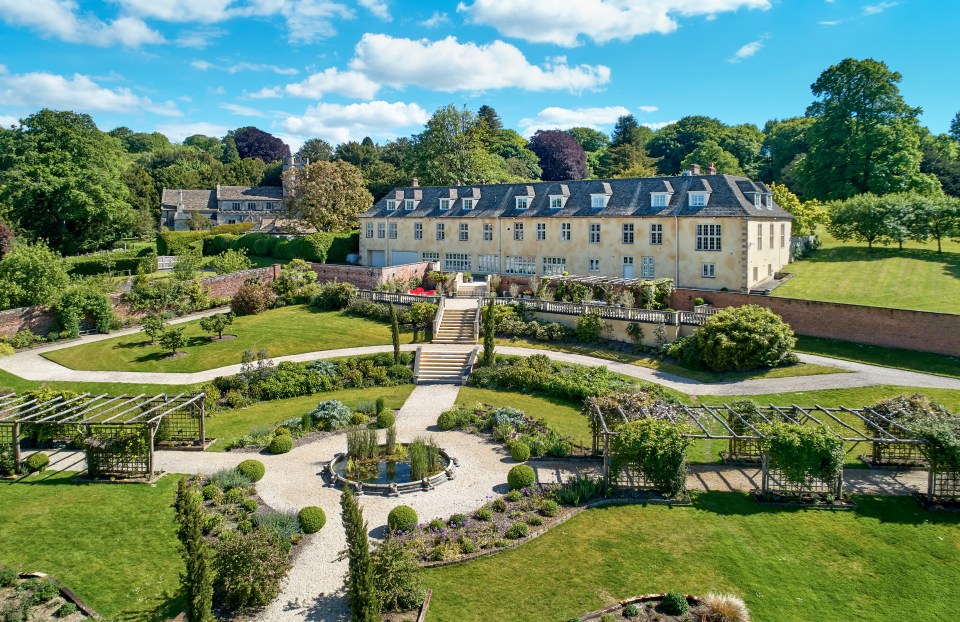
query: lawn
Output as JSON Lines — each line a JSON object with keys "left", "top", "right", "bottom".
{"left": 456, "top": 386, "right": 590, "bottom": 448}
{"left": 772, "top": 230, "right": 960, "bottom": 313}
{"left": 0, "top": 472, "right": 182, "bottom": 620}
{"left": 207, "top": 384, "right": 415, "bottom": 450}
{"left": 0, "top": 368, "right": 203, "bottom": 396}
{"left": 795, "top": 335, "right": 960, "bottom": 379}
{"left": 424, "top": 493, "right": 960, "bottom": 622}
{"left": 43, "top": 305, "right": 417, "bottom": 373}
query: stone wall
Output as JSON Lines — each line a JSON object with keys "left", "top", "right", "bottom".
{"left": 310, "top": 261, "right": 432, "bottom": 291}
{"left": 671, "top": 288, "right": 960, "bottom": 356}
{"left": 0, "top": 305, "right": 59, "bottom": 339}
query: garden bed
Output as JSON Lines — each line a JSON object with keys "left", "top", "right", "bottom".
{"left": 577, "top": 593, "right": 709, "bottom": 621}
{"left": 0, "top": 572, "right": 96, "bottom": 621}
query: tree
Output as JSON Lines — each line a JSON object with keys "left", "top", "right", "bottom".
{"left": 233, "top": 126, "right": 291, "bottom": 163}
{"left": 566, "top": 127, "right": 609, "bottom": 153}
{"left": 122, "top": 163, "right": 159, "bottom": 225}
{"left": 696, "top": 305, "right": 796, "bottom": 371}
{"left": 272, "top": 259, "right": 319, "bottom": 304}
{"left": 0, "top": 241, "right": 70, "bottom": 309}
{"left": 340, "top": 485, "right": 380, "bottom": 622}
{"left": 141, "top": 311, "right": 167, "bottom": 344}
{"left": 185, "top": 212, "right": 213, "bottom": 231}
{"left": 680, "top": 140, "right": 743, "bottom": 175}
{"left": 527, "top": 130, "right": 588, "bottom": 181}
{"left": 647, "top": 115, "right": 730, "bottom": 175}
{"left": 769, "top": 182, "right": 827, "bottom": 236}
{"left": 335, "top": 139, "right": 379, "bottom": 168}
{"left": 221, "top": 134, "right": 240, "bottom": 164}
{"left": 408, "top": 301, "right": 437, "bottom": 342}
{"left": 183, "top": 134, "right": 224, "bottom": 160}
{"left": 199, "top": 312, "right": 235, "bottom": 340}
{"left": 371, "top": 535, "right": 425, "bottom": 612}
{"left": 826, "top": 193, "right": 892, "bottom": 250}
{"left": 903, "top": 193, "right": 959, "bottom": 253}
{"left": 211, "top": 248, "right": 252, "bottom": 275}
{"left": 797, "top": 58, "right": 932, "bottom": 200}
{"left": 159, "top": 326, "right": 186, "bottom": 355}
{"left": 950, "top": 111, "right": 960, "bottom": 142}
{"left": 283, "top": 160, "right": 372, "bottom": 232}
{"left": 0, "top": 221, "right": 13, "bottom": 259}
{"left": 482, "top": 295, "right": 496, "bottom": 367}
{"left": 760, "top": 117, "right": 814, "bottom": 184}
{"left": 173, "top": 254, "right": 201, "bottom": 281}
{"left": 597, "top": 115, "right": 657, "bottom": 178}
{"left": 476, "top": 105, "right": 504, "bottom": 134}
{"left": 414, "top": 104, "right": 498, "bottom": 185}
{"left": 297, "top": 138, "right": 333, "bottom": 162}
{"left": 390, "top": 303, "right": 401, "bottom": 364}
{"left": 174, "top": 480, "right": 214, "bottom": 622}
{"left": 919, "top": 130, "right": 960, "bottom": 198}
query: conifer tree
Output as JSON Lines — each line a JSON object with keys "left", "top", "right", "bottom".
{"left": 482, "top": 295, "right": 496, "bottom": 367}
{"left": 340, "top": 486, "right": 380, "bottom": 622}
{"left": 390, "top": 303, "right": 401, "bottom": 364}
{"left": 175, "top": 479, "right": 214, "bottom": 622}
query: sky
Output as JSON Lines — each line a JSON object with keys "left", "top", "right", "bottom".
{"left": 0, "top": 0, "right": 956, "bottom": 152}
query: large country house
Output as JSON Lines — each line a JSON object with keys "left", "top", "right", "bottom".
{"left": 359, "top": 165, "right": 794, "bottom": 292}
{"left": 160, "top": 156, "right": 308, "bottom": 231}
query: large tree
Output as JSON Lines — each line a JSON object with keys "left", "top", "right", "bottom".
{"left": 232, "top": 126, "right": 290, "bottom": 163}
{"left": 0, "top": 241, "right": 70, "bottom": 309}
{"left": 761, "top": 117, "right": 814, "bottom": 185}
{"left": 680, "top": 140, "right": 743, "bottom": 175}
{"left": 647, "top": 115, "right": 729, "bottom": 175}
{"left": 919, "top": 130, "right": 960, "bottom": 197}
{"left": 826, "top": 193, "right": 895, "bottom": 250}
{"left": 770, "top": 182, "right": 827, "bottom": 236}
{"left": 567, "top": 127, "right": 609, "bottom": 153}
{"left": 797, "top": 58, "right": 934, "bottom": 201}
{"left": 596, "top": 115, "right": 657, "bottom": 178}
{"left": 414, "top": 104, "right": 499, "bottom": 185}
{"left": 283, "top": 160, "right": 372, "bottom": 232}
{"left": 297, "top": 137, "right": 334, "bottom": 162}
{"left": 527, "top": 130, "right": 588, "bottom": 181}
{"left": 183, "top": 134, "right": 224, "bottom": 160}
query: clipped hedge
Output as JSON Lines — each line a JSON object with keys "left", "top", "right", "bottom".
{"left": 298, "top": 506, "right": 326, "bottom": 533}
{"left": 268, "top": 435, "right": 293, "bottom": 454}
{"left": 24, "top": 452, "right": 50, "bottom": 473}
{"left": 388, "top": 505, "right": 418, "bottom": 532}
{"left": 202, "top": 230, "right": 359, "bottom": 264}
{"left": 237, "top": 459, "right": 266, "bottom": 482}
{"left": 507, "top": 464, "right": 536, "bottom": 490}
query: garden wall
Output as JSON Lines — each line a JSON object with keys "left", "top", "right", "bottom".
{"left": 671, "top": 288, "right": 960, "bottom": 356}
{"left": 310, "top": 261, "right": 432, "bottom": 291}
{"left": 534, "top": 311, "right": 683, "bottom": 347}
{"left": 0, "top": 305, "right": 59, "bottom": 339}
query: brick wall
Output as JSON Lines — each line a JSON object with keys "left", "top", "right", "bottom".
{"left": 311, "top": 261, "right": 432, "bottom": 291}
{"left": 0, "top": 306, "right": 59, "bottom": 339}
{"left": 671, "top": 288, "right": 960, "bottom": 356}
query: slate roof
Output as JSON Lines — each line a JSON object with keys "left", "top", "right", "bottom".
{"left": 160, "top": 189, "right": 216, "bottom": 212}
{"left": 216, "top": 186, "right": 283, "bottom": 201}
{"left": 362, "top": 175, "right": 792, "bottom": 220}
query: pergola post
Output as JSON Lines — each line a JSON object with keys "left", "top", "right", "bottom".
{"left": 147, "top": 424, "right": 155, "bottom": 478}
{"left": 198, "top": 399, "right": 206, "bottom": 446}
{"left": 12, "top": 422, "right": 21, "bottom": 475}
{"left": 602, "top": 430, "right": 610, "bottom": 487}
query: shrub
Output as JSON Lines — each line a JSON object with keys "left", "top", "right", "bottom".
{"left": 372, "top": 535, "right": 426, "bottom": 612}
{"left": 231, "top": 282, "right": 274, "bottom": 315}
{"left": 268, "top": 434, "right": 293, "bottom": 454}
{"left": 505, "top": 489, "right": 523, "bottom": 502}
{"left": 622, "top": 603, "right": 640, "bottom": 618}
{"left": 256, "top": 509, "right": 302, "bottom": 541}
{"left": 298, "top": 506, "right": 326, "bottom": 533}
{"left": 309, "top": 399, "right": 353, "bottom": 430}
{"left": 274, "top": 426, "right": 291, "bottom": 437}
{"left": 241, "top": 498, "right": 258, "bottom": 512}
{"left": 24, "top": 452, "right": 49, "bottom": 473}
{"left": 376, "top": 410, "right": 395, "bottom": 429}
{"left": 0, "top": 565, "right": 16, "bottom": 587}
{"left": 310, "top": 282, "right": 357, "bottom": 310}
{"left": 474, "top": 507, "right": 493, "bottom": 521}
{"left": 32, "top": 578, "right": 60, "bottom": 603}
{"left": 202, "top": 483, "right": 220, "bottom": 500}
{"left": 667, "top": 334, "right": 703, "bottom": 369}
{"left": 211, "top": 248, "right": 252, "bottom": 275}
{"left": 58, "top": 603, "right": 78, "bottom": 618}
{"left": 759, "top": 423, "right": 844, "bottom": 488}
{"left": 491, "top": 498, "right": 507, "bottom": 512}
{"left": 661, "top": 592, "right": 689, "bottom": 616}
{"left": 211, "top": 468, "right": 253, "bottom": 491}
{"left": 507, "top": 464, "right": 536, "bottom": 490}
{"left": 437, "top": 409, "right": 459, "bottom": 430}
{"left": 448, "top": 513, "right": 467, "bottom": 527}
{"left": 539, "top": 499, "right": 559, "bottom": 517}
{"left": 458, "top": 536, "right": 475, "bottom": 554}
{"left": 0, "top": 343, "right": 14, "bottom": 357}
{"left": 526, "top": 514, "right": 543, "bottom": 526}
{"left": 504, "top": 522, "right": 528, "bottom": 539}
{"left": 510, "top": 441, "right": 531, "bottom": 462}
{"left": 575, "top": 309, "right": 609, "bottom": 342}
{"left": 213, "top": 528, "right": 291, "bottom": 610}
{"left": 237, "top": 459, "right": 265, "bottom": 482}
{"left": 225, "top": 488, "right": 246, "bottom": 504}
{"left": 696, "top": 305, "right": 796, "bottom": 371}
{"left": 388, "top": 505, "right": 418, "bottom": 533}
{"left": 599, "top": 614, "right": 615, "bottom": 622}
{"left": 702, "top": 593, "right": 751, "bottom": 622}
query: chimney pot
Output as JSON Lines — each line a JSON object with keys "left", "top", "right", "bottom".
{"left": 706, "top": 162, "right": 717, "bottom": 175}
{"left": 689, "top": 163, "right": 701, "bottom": 175}
{"left": 411, "top": 177, "right": 419, "bottom": 187}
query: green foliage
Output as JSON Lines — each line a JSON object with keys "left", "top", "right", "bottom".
{"left": 388, "top": 505, "right": 419, "bottom": 533}
{"left": 695, "top": 305, "right": 796, "bottom": 371}
{"left": 272, "top": 259, "right": 318, "bottom": 305}
{"left": 482, "top": 296, "right": 496, "bottom": 366}
{"left": 285, "top": 160, "right": 373, "bottom": 233}
{"left": 230, "top": 281, "right": 274, "bottom": 315}
{"left": 172, "top": 254, "right": 201, "bottom": 282}
{"left": 759, "top": 423, "right": 844, "bottom": 487}
{"left": 236, "top": 459, "right": 265, "bottom": 482}
{"left": 610, "top": 418, "right": 691, "bottom": 498}
{"left": 770, "top": 182, "right": 827, "bottom": 236}
{"left": 667, "top": 334, "right": 703, "bottom": 369}
{"left": 0, "top": 242, "right": 70, "bottom": 310}
{"left": 24, "top": 452, "right": 49, "bottom": 473}
{"left": 310, "top": 281, "right": 357, "bottom": 310}
{"left": 389, "top": 303, "right": 401, "bottom": 364}
{"left": 550, "top": 475, "right": 610, "bottom": 506}
{"left": 0, "top": 343, "right": 15, "bottom": 358}
{"left": 268, "top": 434, "right": 293, "bottom": 454}
{"left": 211, "top": 467, "right": 253, "bottom": 491}
{"left": 575, "top": 309, "right": 609, "bottom": 343}
{"left": 199, "top": 312, "right": 235, "bottom": 340}
{"left": 255, "top": 510, "right": 302, "bottom": 542}
{"left": 907, "top": 412, "right": 960, "bottom": 472}
{"left": 507, "top": 464, "right": 536, "bottom": 490}
{"left": 622, "top": 604, "right": 640, "bottom": 618}
{"left": 309, "top": 399, "right": 353, "bottom": 430}
{"left": 159, "top": 326, "right": 186, "bottom": 355}
{"left": 538, "top": 499, "right": 559, "bottom": 517}
{"left": 56, "top": 282, "right": 117, "bottom": 337}
{"left": 174, "top": 480, "right": 214, "bottom": 622}
{"left": 211, "top": 248, "right": 253, "bottom": 275}
{"left": 376, "top": 410, "right": 395, "bottom": 429}
{"left": 298, "top": 506, "right": 326, "bottom": 534}
{"left": 470, "top": 354, "right": 636, "bottom": 402}
{"left": 58, "top": 602, "right": 78, "bottom": 618}
{"left": 504, "top": 522, "right": 529, "bottom": 539}
{"left": 213, "top": 527, "right": 291, "bottom": 611}
{"left": 661, "top": 592, "right": 689, "bottom": 616}
{"left": 681, "top": 139, "right": 743, "bottom": 175}
{"left": 372, "top": 534, "right": 426, "bottom": 612}
{"left": 510, "top": 441, "right": 531, "bottom": 462}
{"left": 340, "top": 486, "right": 381, "bottom": 622}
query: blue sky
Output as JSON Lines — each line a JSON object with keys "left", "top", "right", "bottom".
{"left": 0, "top": 0, "right": 954, "bottom": 151}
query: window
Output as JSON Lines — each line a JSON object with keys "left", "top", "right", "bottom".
{"left": 650, "top": 223, "right": 663, "bottom": 245}
{"left": 641, "top": 256, "right": 654, "bottom": 278}
{"left": 377, "top": 223, "right": 385, "bottom": 239}
{"left": 483, "top": 223, "right": 493, "bottom": 241}
{"left": 588, "top": 259, "right": 600, "bottom": 272}
{"left": 702, "top": 263, "right": 716, "bottom": 278}
{"left": 444, "top": 253, "right": 471, "bottom": 272}
{"left": 231, "top": 202, "right": 241, "bottom": 210}
{"left": 516, "top": 196, "right": 529, "bottom": 210}
{"left": 696, "top": 224, "right": 721, "bottom": 251}
{"left": 768, "top": 263, "right": 773, "bottom": 277}
{"left": 436, "top": 223, "right": 445, "bottom": 241}
{"left": 757, "top": 223, "right": 763, "bottom": 250}
{"left": 404, "top": 199, "right": 415, "bottom": 211}
{"left": 386, "top": 199, "right": 397, "bottom": 211}
{"left": 753, "top": 266, "right": 759, "bottom": 282}
{"left": 589, "top": 223, "right": 601, "bottom": 244}
{"left": 689, "top": 192, "right": 707, "bottom": 207}
{"left": 247, "top": 202, "right": 257, "bottom": 210}
{"left": 459, "top": 223, "right": 469, "bottom": 241}
{"left": 651, "top": 193, "right": 668, "bottom": 208}
{"left": 514, "top": 223, "right": 524, "bottom": 241}
{"left": 769, "top": 223, "right": 774, "bottom": 250}
{"left": 765, "top": 194, "right": 773, "bottom": 208}
{"left": 549, "top": 196, "right": 564, "bottom": 209}
{"left": 542, "top": 257, "right": 565, "bottom": 276}
{"left": 591, "top": 194, "right": 608, "bottom": 209}
{"left": 622, "top": 223, "right": 634, "bottom": 244}
{"left": 365, "top": 223, "right": 374, "bottom": 238}
{"left": 478, "top": 254, "right": 499, "bottom": 274}
{"left": 505, "top": 255, "right": 536, "bottom": 275}
{"left": 561, "top": 222, "right": 571, "bottom": 241}
{"left": 422, "top": 251, "right": 439, "bottom": 262}
{"left": 462, "top": 198, "right": 475, "bottom": 210}
{"left": 414, "top": 222, "right": 423, "bottom": 240}
{"left": 536, "top": 222, "right": 546, "bottom": 241}
{"left": 439, "top": 198, "right": 450, "bottom": 211}
{"left": 754, "top": 193, "right": 761, "bottom": 207}
{"left": 780, "top": 223, "right": 786, "bottom": 248}
{"left": 389, "top": 223, "right": 397, "bottom": 239}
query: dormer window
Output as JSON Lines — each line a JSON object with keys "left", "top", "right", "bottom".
{"left": 689, "top": 192, "right": 707, "bottom": 207}
{"left": 591, "top": 194, "right": 608, "bottom": 209}
{"left": 516, "top": 197, "right": 529, "bottom": 210}
{"left": 462, "top": 198, "right": 475, "bottom": 210}
{"left": 404, "top": 199, "right": 416, "bottom": 211}
{"left": 753, "top": 193, "right": 761, "bottom": 207}
{"left": 549, "top": 196, "right": 564, "bottom": 209}
{"left": 765, "top": 195, "right": 773, "bottom": 208}
{"left": 438, "top": 198, "right": 450, "bottom": 211}
{"left": 386, "top": 199, "right": 397, "bottom": 211}
{"left": 651, "top": 193, "right": 668, "bottom": 208}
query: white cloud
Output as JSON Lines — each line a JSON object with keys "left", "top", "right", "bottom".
{"left": 518, "top": 105, "right": 630, "bottom": 136}
{"left": 0, "top": 115, "right": 19, "bottom": 128}
{"left": 863, "top": 2, "right": 896, "bottom": 15}
{"left": 0, "top": 70, "right": 181, "bottom": 116}
{"left": 643, "top": 120, "right": 676, "bottom": 131}
{"left": 221, "top": 103, "right": 266, "bottom": 117}
{"left": 113, "top": 0, "right": 233, "bottom": 23}
{"left": 358, "top": 0, "right": 391, "bottom": 20}
{"left": 175, "top": 28, "right": 227, "bottom": 48}
{"left": 0, "top": 0, "right": 164, "bottom": 47}
{"left": 638, "top": 105, "right": 658, "bottom": 113}
{"left": 283, "top": 68, "right": 380, "bottom": 99}
{"left": 156, "top": 121, "right": 230, "bottom": 142}
{"left": 457, "top": 0, "right": 770, "bottom": 47}
{"left": 350, "top": 34, "right": 611, "bottom": 92}
{"left": 281, "top": 100, "right": 429, "bottom": 143}
{"left": 192, "top": 60, "right": 300, "bottom": 75}
{"left": 728, "top": 34, "right": 769, "bottom": 63}
{"left": 818, "top": 19, "right": 844, "bottom": 25}
{"left": 420, "top": 10, "right": 449, "bottom": 27}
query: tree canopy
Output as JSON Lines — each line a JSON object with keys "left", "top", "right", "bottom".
{"left": 233, "top": 127, "right": 291, "bottom": 163}
{"left": 527, "top": 130, "right": 588, "bottom": 181}
{"left": 283, "top": 160, "right": 372, "bottom": 232}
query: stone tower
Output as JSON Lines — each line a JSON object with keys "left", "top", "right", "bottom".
{"left": 282, "top": 156, "right": 309, "bottom": 197}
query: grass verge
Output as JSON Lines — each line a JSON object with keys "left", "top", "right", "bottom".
{"left": 795, "top": 335, "right": 960, "bottom": 379}
{"left": 456, "top": 386, "right": 590, "bottom": 448}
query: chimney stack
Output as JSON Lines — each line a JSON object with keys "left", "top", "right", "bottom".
{"left": 689, "top": 163, "right": 701, "bottom": 175}
{"left": 706, "top": 162, "right": 717, "bottom": 175}
{"left": 411, "top": 177, "right": 419, "bottom": 187}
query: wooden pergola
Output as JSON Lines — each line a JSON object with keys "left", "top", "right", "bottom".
{"left": 0, "top": 392, "right": 205, "bottom": 479}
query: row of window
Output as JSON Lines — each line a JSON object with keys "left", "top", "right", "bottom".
{"left": 757, "top": 223, "right": 788, "bottom": 250}
{"left": 384, "top": 192, "right": 711, "bottom": 212}
{"left": 366, "top": 221, "right": 673, "bottom": 246}
{"left": 224, "top": 201, "right": 280, "bottom": 211}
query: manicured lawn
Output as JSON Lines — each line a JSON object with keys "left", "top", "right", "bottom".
{"left": 424, "top": 493, "right": 960, "bottom": 622}
{"left": 795, "top": 335, "right": 960, "bottom": 379}
{"left": 207, "top": 384, "right": 415, "bottom": 450}
{"left": 0, "top": 472, "right": 182, "bottom": 620}
{"left": 43, "top": 306, "right": 417, "bottom": 373}
{"left": 499, "top": 338, "right": 845, "bottom": 382}
{"left": 457, "top": 386, "right": 590, "bottom": 448}
{"left": 0, "top": 368, "right": 203, "bottom": 396}
{"left": 772, "top": 230, "right": 960, "bottom": 313}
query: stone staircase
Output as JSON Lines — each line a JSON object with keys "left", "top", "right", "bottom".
{"left": 415, "top": 348, "right": 477, "bottom": 384}
{"left": 456, "top": 281, "right": 488, "bottom": 298}
{"left": 433, "top": 306, "right": 478, "bottom": 344}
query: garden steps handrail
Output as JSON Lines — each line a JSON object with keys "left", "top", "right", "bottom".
{"left": 491, "top": 297, "right": 685, "bottom": 325}
{"left": 433, "top": 296, "right": 446, "bottom": 338}
{"left": 353, "top": 290, "right": 441, "bottom": 306}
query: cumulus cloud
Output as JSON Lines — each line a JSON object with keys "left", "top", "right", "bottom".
{"left": 457, "top": 0, "right": 770, "bottom": 47}
{"left": 112, "top": 0, "right": 234, "bottom": 23}
{"left": 282, "top": 68, "right": 381, "bottom": 99}
{"left": 420, "top": 11, "right": 450, "bottom": 27}
{"left": 638, "top": 105, "right": 659, "bottom": 113}
{"left": 281, "top": 100, "right": 429, "bottom": 143}
{"left": 240, "top": 0, "right": 354, "bottom": 43}
{"left": 358, "top": 0, "right": 391, "bottom": 20}
{"left": 156, "top": 121, "right": 230, "bottom": 142}
{"left": 518, "top": 105, "right": 630, "bottom": 136}
{"left": 0, "top": 0, "right": 165, "bottom": 46}
{"left": 643, "top": 120, "right": 677, "bottom": 131}
{"left": 192, "top": 60, "right": 300, "bottom": 75}
{"left": 0, "top": 70, "right": 181, "bottom": 116}
{"left": 350, "top": 34, "right": 610, "bottom": 92}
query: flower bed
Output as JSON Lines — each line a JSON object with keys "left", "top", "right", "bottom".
{"left": 437, "top": 402, "right": 578, "bottom": 457}
{"left": 574, "top": 592, "right": 749, "bottom": 622}
{"left": 0, "top": 570, "right": 95, "bottom": 621}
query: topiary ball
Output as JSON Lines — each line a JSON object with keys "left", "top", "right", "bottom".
{"left": 507, "top": 464, "right": 535, "bottom": 490}
{"left": 661, "top": 592, "right": 689, "bottom": 616}
{"left": 298, "top": 506, "right": 326, "bottom": 533}
{"left": 376, "top": 410, "right": 395, "bottom": 429}
{"left": 268, "top": 435, "right": 293, "bottom": 454}
{"left": 274, "top": 426, "right": 291, "bottom": 437}
{"left": 436, "top": 410, "right": 458, "bottom": 430}
{"left": 237, "top": 459, "right": 265, "bottom": 482}
{"left": 387, "top": 505, "right": 418, "bottom": 532}
{"left": 509, "top": 441, "right": 530, "bottom": 462}
{"left": 24, "top": 452, "right": 50, "bottom": 473}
